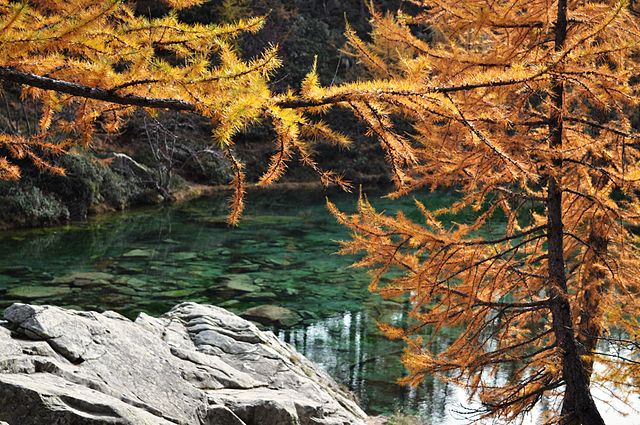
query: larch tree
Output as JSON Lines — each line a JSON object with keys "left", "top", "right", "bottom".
{"left": 298, "top": 1, "right": 639, "bottom": 424}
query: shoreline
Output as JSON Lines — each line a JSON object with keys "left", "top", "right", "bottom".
{"left": 0, "top": 174, "right": 390, "bottom": 232}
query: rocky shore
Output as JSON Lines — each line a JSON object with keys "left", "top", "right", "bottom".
{"left": 0, "top": 302, "right": 370, "bottom": 424}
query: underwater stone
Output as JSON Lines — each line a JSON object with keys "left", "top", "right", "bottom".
{"left": 240, "top": 305, "right": 302, "bottom": 328}
{"left": 266, "top": 258, "right": 292, "bottom": 267}
{"left": 112, "top": 276, "right": 148, "bottom": 286}
{"left": 52, "top": 271, "right": 115, "bottom": 285}
{"left": 6, "top": 286, "right": 73, "bottom": 299}
{"left": 113, "top": 264, "right": 146, "bottom": 274}
{"left": 215, "top": 275, "right": 261, "bottom": 294}
{"left": 283, "top": 287, "right": 300, "bottom": 296}
{"left": 112, "top": 285, "right": 139, "bottom": 296}
{"left": 161, "top": 239, "right": 180, "bottom": 245}
{"left": 227, "top": 263, "right": 260, "bottom": 273}
{"left": 157, "top": 288, "right": 202, "bottom": 298}
{"left": 121, "top": 249, "right": 157, "bottom": 258}
{"left": 238, "top": 291, "right": 278, "bottom": 301}
{"left": 172, "top": 252, "right": 199, "bottom": 261}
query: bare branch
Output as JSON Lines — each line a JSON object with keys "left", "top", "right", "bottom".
{"left": 0, "top": 67, "right": 197, "bottom": 112}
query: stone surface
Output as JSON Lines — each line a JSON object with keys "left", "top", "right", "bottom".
{"left": 5, "top": 285, "right": 73, "bottom": 299}
{"left": 214, "top": 275, "right": 261, "bottom": 295}
{"left": 172, "top": 252, "right": 199, "bottom": 261}
{"left": 121, "top": 249, "right": 157, "bottom": 258}
{"left": 241, "top": 305, "right": 302, "bottom": 328}
{"left": 0, "top": 302, "right": 368, "bottom": 425}
{"left": 52, "top": 272, "right": 115, "bottom": 285}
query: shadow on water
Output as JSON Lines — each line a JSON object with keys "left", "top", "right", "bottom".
{"left": 0, "top": 187, "right": 636, "bottom": 423}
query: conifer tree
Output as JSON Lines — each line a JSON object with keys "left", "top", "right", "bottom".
{"left": 307, "top": 1, "right": 638, "bottom": 423}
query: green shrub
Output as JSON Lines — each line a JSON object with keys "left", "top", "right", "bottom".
{"left": 0, "top": 182, "right": 69, "bottom": 227}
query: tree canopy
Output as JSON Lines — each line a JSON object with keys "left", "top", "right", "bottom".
{"left": 0, "top": 0, "right": 639, "bottom": 424}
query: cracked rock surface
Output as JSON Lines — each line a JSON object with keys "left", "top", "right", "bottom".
{"left": 0, "top": 302, "right": 368, "bottom": 425}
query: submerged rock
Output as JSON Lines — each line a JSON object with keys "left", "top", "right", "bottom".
{"left": 239, "top": 291, "right": 278, "bottom": 301}
{"left": 121, "top": 248, "right": 157, "bottom": 258}
{"left": 112, "top": 275, "right": 147, "bottom": 286}
{"left": 157, "top": 288, "right": 203, "bottom": 298}
{"left": 266, "top": 258, "right": 293, "bottom": 268}
{"left": 5, "top": 285, "right": 73, "bottom": 299}
{"left": 241, "top": 305, "right": 302, "bottom": 328}
{"left": 52, "top": 271, "right": 114, "bottom": 286}
{"left": 172, "top": 252, "right": 199, "bottom": 261}
{"left": 227, "top": 263, "right": 261, "bottom": 273}
{"left": 214, "top": 275, "right": 261, "bottom": 295}
{"left": 0, "top": 302, "right": 368, "bottom": 425}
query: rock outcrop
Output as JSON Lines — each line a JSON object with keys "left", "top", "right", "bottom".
{"left": 0, "top": 302, "right": 368, "bottom": 425}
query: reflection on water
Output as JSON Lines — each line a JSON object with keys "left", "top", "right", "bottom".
{"left": 0, "top": 187, "right": 637, "bottom": 423}
{"left": 282, "top": 310, "right": 640, "bottom": 424}
{"left": 279, "top": 309, "right": 455, "bottom": 420}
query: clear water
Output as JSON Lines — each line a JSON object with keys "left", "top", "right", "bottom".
{"left": 0, "top": 187, "right": 636, "bottom": 424}
{"left": 0, "top": 187, "right": 473, "bottom": 420}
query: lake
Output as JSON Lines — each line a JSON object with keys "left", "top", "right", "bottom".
{"left": 0, "top": 186, "right": 635, "bottom": 424}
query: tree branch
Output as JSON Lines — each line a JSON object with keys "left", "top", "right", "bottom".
{"left": 0, "top": 65, "right": 549, "bottom": 113}
{"left": 565, "top": 115, "right": 640, "bottom": 140}
{"left": 0, "top": 66, "right": 197, "bottom": 112}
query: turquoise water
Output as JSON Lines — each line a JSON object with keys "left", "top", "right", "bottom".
{"left": 0, "top": 186, "right": 476, "bottom": 421}
{"left": 0, "top": 187, "right": 636, "bottom": 424}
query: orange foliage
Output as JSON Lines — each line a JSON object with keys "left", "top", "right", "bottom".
{"left": 316, "top": 1, "right": 640, "bottom": 423}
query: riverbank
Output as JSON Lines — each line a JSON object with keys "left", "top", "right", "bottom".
{"left": 0, "top": 179, "right": 210, "bottom": 232}
{"left": 0, "top": 169, "right": 390, "bottom": 231}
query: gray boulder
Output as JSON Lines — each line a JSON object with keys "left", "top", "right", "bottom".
{"left": 0, "top": 303, "right": 368, "bottom": 425}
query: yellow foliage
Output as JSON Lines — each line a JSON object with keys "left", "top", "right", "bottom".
{"left": 377, "top": 321, "right": 406, "bottom": 340}
{"left": 164, "top": 0, "right": 208, "bottom": 10}
{"left": 0, "top": 0, "right": 280, "bottom": 222}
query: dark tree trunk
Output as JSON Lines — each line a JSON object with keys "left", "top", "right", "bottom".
{"left": 548, "top": 1, "right": 605, "bottom": 424}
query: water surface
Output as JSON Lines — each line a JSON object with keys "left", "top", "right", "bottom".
{"left": 0, "top": 187, "right": 635, "bottom": 423}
